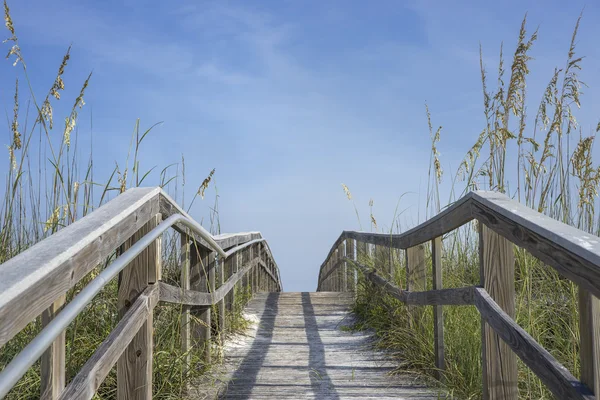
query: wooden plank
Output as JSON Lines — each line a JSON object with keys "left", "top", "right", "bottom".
{"left": 431, "top": 237, "right": 445, "bottom": 381}
{"left": 218, "top": 252, "right": 225, "bottom": 336}
{"left": 180, "top": 233, "right": 191, "bottom": 371}
{"left": 579, "top": 288, "right": 600, "bottom": 398}
{"left": 0, "top": 187, "right": 160, "bottom": 348}
{"left": 480, "top": 224, "right": 517, "bottom": 400}
{"left": 58, "top": 284, "right": 159, "bottom": 400}
{"left": 40, "top": 295, "right": 66, "bottom": 400}
{"left": 473, "top": 287, "right": 594, "bottom": 400}
{"left": 117, "top": 214, "right": 160, "bottom": 400}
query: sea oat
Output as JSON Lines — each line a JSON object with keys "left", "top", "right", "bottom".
{"left": 198, "top": 168, "right": 215, "bottom": 199}
{"left": 341, "top": 184, "right": 352, "bottom": 200}
{"left": 11, "top": 77, "right": 20, "bottom": 149}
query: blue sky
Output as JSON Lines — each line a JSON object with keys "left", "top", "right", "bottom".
{"left": 2, "top": 0, "right": 600, "bottom": 291}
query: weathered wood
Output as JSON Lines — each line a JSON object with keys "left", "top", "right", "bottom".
{"left": 579, "top": 288, "right": 600, "bottom": 398}
{"left": 406, "top": 245, "right": 426, "bottom": 329}
{"left": 117, "top": 214, "right": 161, "bottom": 400}
{"left": 480, "top": 224, "right": 517, "bottom": 400}
{"left": 474, "top": 287, "right": 594, "bottom": 400}
{"left": 431, "top": 237, "right": 445, "bottom": 381}
{"left": 58, "top": 284, "right": 159, "bottom": 400}
{"left": 0, "top": 187, "right": 160, "bottom": 348}
{"left": 218, "top": 253, "right": 225, "bottom": 336}
{"left": 346, "top": 239, "right": 355, "bottom": 292}
{"left": 194, "top": 247, "right": 212, "bottom": 364}
{"left": 40, "top": 295, "right": 66, "bottom": 400}
{"left": 180, "top": 233, "right": 191, "bottom": 371}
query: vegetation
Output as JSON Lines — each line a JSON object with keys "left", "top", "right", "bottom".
{"left": 346, "top": 13, "right": 600, "bottom": 399}
{"left": 0, "top": 2, "right": 252, "bottom": 398}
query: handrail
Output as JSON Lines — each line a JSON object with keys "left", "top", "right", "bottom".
{"left": 0, "top": 187, "right": 282, "bottom": 399}
{"left": 318, "top": 191, "right": 600, "bottom": 298}
{"left": 316, "top": 190, "right": 600, "bottom": 400}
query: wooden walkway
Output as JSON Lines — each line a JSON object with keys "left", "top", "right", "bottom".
{"left": 196, "top": 292, "right": 441, "bottom": 399}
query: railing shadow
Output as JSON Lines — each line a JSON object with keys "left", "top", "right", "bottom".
{"left": 220, "top": 292, "right": 279, "bottom": 399}
{"left": 301, "top": 292, "right": 340, "bottom": 399}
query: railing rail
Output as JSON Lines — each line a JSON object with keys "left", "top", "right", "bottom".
{"left": 317, "top": 190, "right": 600, "bottom": 400}
{"left": 0, "top": 187, "right": 282, "bottom": 399}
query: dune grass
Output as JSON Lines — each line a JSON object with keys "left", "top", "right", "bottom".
{"left": 346, "top": 13, "right": 599, "bottom": 399}
{"left": 0, "top": 2, "right": 254, "bottom": 398}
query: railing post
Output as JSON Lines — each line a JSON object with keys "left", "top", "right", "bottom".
{"left": 579, "top": 288, "right": 600, "bottom": 397}
{"left": 346, "top": 239, "right": 355, "bottom": 292}
{"left": 431, "top": 237, "right": 445, "bottom": 381}
{"left": 479, "top": 224, "right": 517, "bottom": 400}
{"left": 180, "top": 233, "right": 191, "bottom": 373}
{"left": 218, "top": 253, "right": 226, "bottom": 339}
{"left": 225, "top": 255, "right": 234, "bottom": 311}
{"left": 194, "top": 246, "right": 212, "bottom": 365}
{"left": 406, "top": 244, "right": 426, "bottom": 329}
{"left": 117, "top": 214, "right": 161, "bottom": 400}
{"left": 40, "top": 295, "right": 66, "bottom": 400}
{"left": 334, "top": 248, "right": 339, "bottom": 292}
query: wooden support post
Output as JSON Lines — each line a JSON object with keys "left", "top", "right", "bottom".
{"left": 406, "top": 244, "right": 426, "bottom": 328}
{"left": 193, "top": 246, "right": 211, "bottom": 365}
{"left": 346, "top": 239, "right": 355, "bottom": 292}
{"left": 218, "top": 254, "right": 225, "bottom": 339}
{"left": 40, "top": 295, "right": 66, "bottom": 400}
{"left": 225, "top": 255, "right": 234, "bottom": 311}
{"left": 180, "top": 234, "right": 191, "bottom": 372}
{"left": 334, "top": 248, "right": 339, "bottom": 292}
{"left": 579, "top": 288, "right": 600, "bottom": 398}
{"left": 479, "top": 224, "right": 517, "bottom": 400}
{"left": 117, "top": 214, "right": 161, "bottom": 400}
{"left": 431, "top": 237, "right": 445, "bottom": 381}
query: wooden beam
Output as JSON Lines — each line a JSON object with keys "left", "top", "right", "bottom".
{"left": 117, "top": 214, "right": 160, "bottom": 400}
{"left": 0, "top": 187, "right": 160, "bottom": 348}
{"left": 431, "top": 237, "right": 445, "bottom": 381}
{"left": 58, "top": 285, "right": 159, "bottom": 400}
{"left": 474, "top": 287, "right": 594, "bottom": 400}
{"left": 180, "top": 233, "right": 191, "bottom": 372}
{"left": 40, "top": 295, "right": 66, "bottom": 400}
{"left": 406, "top": 245, "right": 426, "bottom": 329}
{"left": 579, "top": 288, "right": 600, "bottom": 399}
{"left": 479, "top": 224, "right": 517, "bottom": 400}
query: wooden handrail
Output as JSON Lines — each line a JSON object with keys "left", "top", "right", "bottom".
{"left": 317, "top": 190, "right": 600, "bottom": 400}
{"left": 0, "top": 187, "right": 282, "bottom": 399}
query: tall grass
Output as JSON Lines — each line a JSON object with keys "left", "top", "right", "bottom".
{"left": 0, "top": 2, "right": 250, "bottom": 398}
{"left": 348, "top": 13, "right": 600, "bottom": 399}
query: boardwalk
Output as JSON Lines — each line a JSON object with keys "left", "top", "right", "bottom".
{"left": 199, "top": 292, "right": 441, "bottom": 399}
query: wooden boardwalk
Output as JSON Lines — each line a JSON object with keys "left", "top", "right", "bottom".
{"left": 196, "top": 292, "right": 441, "bottom": 399}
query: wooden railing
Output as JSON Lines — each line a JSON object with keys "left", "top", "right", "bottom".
{"left": 316, "top": 191, "right": 600, "bottom": 400}
{"left": 0, "top": 187, "right": 282, "bottom": 399}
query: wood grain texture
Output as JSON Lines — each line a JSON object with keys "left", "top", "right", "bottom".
{"left": 431, "top": 237, "right": 445, "bottom": 381}
{"left": 480, "top": 224, "right": 517, "bottom": 400}
{"left": 407, "top": 245, "right": 426, "bottom": 329}
{"left": 117, "top": 215, "right": 160, "bottom": 400}
{"left": 180, "top": 233, "right": 191, "bottom": 370}
{"left": 40, "top": 295, "right": 66, "bottom": 400}
{"left": 58, "top": 284, "right": 159, "bottom": 400}
{"left": 197, "top": 292, "right": 443, "bottom": 400}
{"left": 474, "top": 287, "right": 594, "bottom": 400}
{"left": 579, "top": 288, "right": 600, "bottom": 398}
{"left": 0, "top": 187, "right": 160, "bottom": 348}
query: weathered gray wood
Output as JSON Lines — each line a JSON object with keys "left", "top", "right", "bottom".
{"left": 58, "top": 284, "right": 159, "bottom": 400}
{"left": 0, "top": 187, "right": 161, "bottom": 348}
{"left": 180, "top": 233, "right": 192, "bottom": 371}
{"left": 346, "top": 239, "right": 355, "bottom": 292}
{"left": 195, "top": 247, "right": 212, "bottom": 364}
{"left": 200, "top": 292, "right": 443, "bottom": 400}
{"left": 40, "top": 295, "right": 66, "bottom": 400}
{"left": 431, "top": 237, "right": 445, "bottom": 381}
{"left": 406, "top": 245, "right": 426, "bottom": 329}
{"left": 471, "top": 191, "right": 600, "bottom": 299}
{"left": 473, "top": 287, "right": 594, "bottom": 400}
{"left": 480, "top": 224, "right": 517, "bottom": 400}
{"left": 218, "top": 253, "right": 226, "bottom": 336}
{"left": 117, "top": 214, "right": 160, "bottom": 400}
{"left": 579, "top": 288, "right": 600, "bottom": 398}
